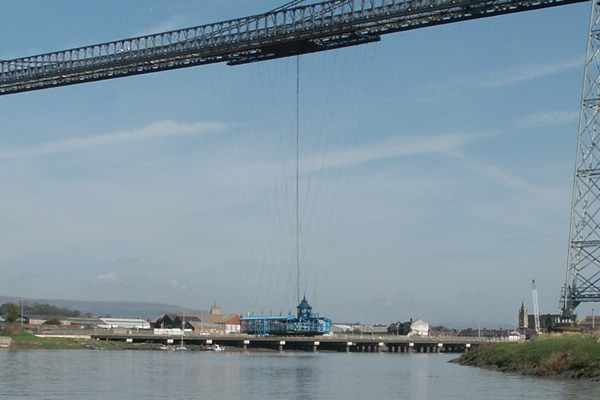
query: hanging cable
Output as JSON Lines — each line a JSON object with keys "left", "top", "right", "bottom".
{"left": 296, "top": 54, "right": 301, "bottom": 304}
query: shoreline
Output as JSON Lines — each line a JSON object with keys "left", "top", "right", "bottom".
{"left": 0, "top": 332, "right": 234, "bottom": 352}
{"left": 454, "top": 333, "right": 600, "bottom": 379}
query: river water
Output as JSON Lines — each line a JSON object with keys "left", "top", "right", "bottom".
{"left": 0, "top": 350, "right": 597, "bottom": 399}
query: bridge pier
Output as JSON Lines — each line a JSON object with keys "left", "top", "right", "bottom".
{"left": 88, "top": 332, "right": 487, "bottom": 353}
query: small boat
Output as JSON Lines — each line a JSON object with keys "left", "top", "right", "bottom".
{"left": 210, "top": 344, "right": 225, "bottom": 352}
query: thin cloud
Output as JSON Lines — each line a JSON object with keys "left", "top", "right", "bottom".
{"left": 96, "top": 272, "right": 117, "bottom": 283}
{"left": 462, "top": 158, "right": 529, "bottom": 190}
{"left": 514, "top": 110, "right": 579, "bottom": 129}
{"left": 482, "top": 57, "right": 582, "bottom": 87}
{"left": 435, "top": 56, "right": 583, "bottom": 92}
{"left": 307, "top": 130, "right": 534, "bottom": 192}
{"left": 303, "top": 132, "right": 482, "bottom": 173}
{"left": 0, "top": 120, "right": 224, "bottom": 160}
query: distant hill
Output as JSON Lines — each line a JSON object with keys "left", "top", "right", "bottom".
{"left": 0, "top": 296, "right": 205, "bottom": 320}
{"left": 435, "top": 321, "right": 517, "bottom": 330}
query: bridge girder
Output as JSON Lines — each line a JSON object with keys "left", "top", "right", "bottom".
{"left": 0, "top": 0, "right": 588, "bottom": 95}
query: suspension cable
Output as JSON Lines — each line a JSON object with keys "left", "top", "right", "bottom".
{"left": 296, "top": 54, "right": 301, "bottom": 304}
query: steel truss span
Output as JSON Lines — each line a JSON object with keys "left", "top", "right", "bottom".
{"left": 0, "top": 0, "right": 588, "bottom": 95}
{"left": 562, "top": 0, "right": 600, "bottom": 320}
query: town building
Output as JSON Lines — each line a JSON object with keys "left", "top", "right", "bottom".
{"left": 17, "top": 315, "right": 150, "bottom": 331}
{"left": 387, "top": 319, "right": 430, "bottom": 336}
{"left": 517, "top": 302, "right": 561, "bottom": 336}
{"left": 457, "top": 328, "right": 520, "bottom": 341}
{"left": 518, "top": 301, "right": 528, "bottom": 333}
{"left": 153, "top": 304, "right": 241, "bottom": 334}
{"left": 97, "top": 318, "right": 151, "bottom": 330}
{"left": 20, "top": 315, "right": 72, "bottom": 325}
{"left": 388, "top": 321, "right": 412, "bottom": 335}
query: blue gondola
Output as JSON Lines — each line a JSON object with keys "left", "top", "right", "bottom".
{"left": 241, "top": 296, "right": 331, "bottom": 336}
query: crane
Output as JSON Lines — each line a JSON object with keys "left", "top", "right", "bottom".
{"left": 532, "top": 280, "right": 541, "bottom": 335}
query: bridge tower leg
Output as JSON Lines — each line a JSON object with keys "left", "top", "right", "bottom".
{"left": 562, "top": 0, "right": 600, "bottom": 322}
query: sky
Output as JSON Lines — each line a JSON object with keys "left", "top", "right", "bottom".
{"left": 0, "top": 0, "right": 593, "bottom": 327}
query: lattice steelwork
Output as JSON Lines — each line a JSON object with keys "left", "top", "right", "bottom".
{"left": 562, "top": 0, "right": 600, "bottom": 320}
{"left": 0, "top": 0, "right": 588, "bottom": 95}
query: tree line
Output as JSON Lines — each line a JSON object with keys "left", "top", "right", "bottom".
{"left": 0, "top": 302, "right": 83, "bottom": 323}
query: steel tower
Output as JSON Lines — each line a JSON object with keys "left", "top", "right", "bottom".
{"left": 562, "top": 0, "right": 600, "bottom": 320}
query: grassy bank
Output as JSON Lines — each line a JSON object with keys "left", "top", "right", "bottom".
{"left": 455, "top": 334, "right": 600, "bottom": 379}
{"left": 2, "top": 332, "right": 240, "bottom": 351}
{"left": 5, "top": 332, "right": 152, "bottom": 350}
{"left": 3, "top": 332, "right": 192, "bottom": 351}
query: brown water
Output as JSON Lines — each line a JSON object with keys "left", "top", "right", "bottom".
{"left": 0, "top": 351, "right": 597, "bottom": 399}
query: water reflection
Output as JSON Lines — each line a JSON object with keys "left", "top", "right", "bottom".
{"left": 0, "top": 350, "right": 597, "bottom": 399}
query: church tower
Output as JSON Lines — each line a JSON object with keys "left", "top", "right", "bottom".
{"left": 518, "top": 301, "right": 528, "bottom": 333}
{"left": 210, "top": 301, "right": 222, "bottom": 315}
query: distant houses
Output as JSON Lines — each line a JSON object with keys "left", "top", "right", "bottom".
{"left": 17, "top": 315, "right": 150, "bottom": 331}
{"left": 517, "top": 301, "right": 561, "bottom": 336}
{"left": 6, "top": 300, "right": 570, "bottom": 340}
{"left": 153, "top": 305, "right": 240, "bottom": 335}
{"left": 387, "top": 321, "right": 412, "bottom": 336}
{"left": 387, "top": 319, "right": 430, "bottom": 336}
{"left": 11, "top": 303, "right": 240, "bottom": 335}
{"left": 21, "top": 315, "right": 73, "bottom": 326}
{"left": 97, "top": 318, "right": 151, "bottom": 330}
{"left": 456, "top": 328, "right": 520, "bottom": 341}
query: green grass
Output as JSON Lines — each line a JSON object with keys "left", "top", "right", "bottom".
{"left": 4, "top": 332, "right": 230, "bottom": 351}
{"left": 7, "top": 332, "right": 163, "bottom": 350}
{"left": 457, "top": 334, "right": 600, "bottom": 379}
{"left": 8, "top": 332, "right": 117, "bottom": 350}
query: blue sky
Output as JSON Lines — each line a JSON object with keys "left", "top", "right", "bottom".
{"left": 0, "top": 1, "right": 592, "bottom": 326}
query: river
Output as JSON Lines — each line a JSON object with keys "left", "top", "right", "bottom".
{"left": 0, "top": 350, "right": 597, "bottom": 399}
